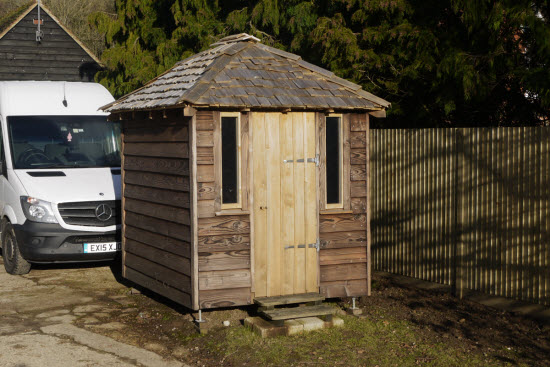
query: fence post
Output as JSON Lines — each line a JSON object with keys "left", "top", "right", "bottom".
{"left": 452, "top": 129, "right": 464, "bottom": 298}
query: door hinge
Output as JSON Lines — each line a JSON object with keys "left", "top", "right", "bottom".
{"left": 307, "top": 155, "right": 320, "bottom": 166}
{"left": 284, "top": 245, "right": 295, "bottom": 249}
{"left": 308, "top": 239, "right": 320, "bottom": 252}
{"left": 296, "top": 154, "right": 319, "bottom": 166}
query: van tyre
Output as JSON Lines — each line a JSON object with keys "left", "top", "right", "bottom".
{"left": 2, "top": 221, "right": 31, "bottom": 275}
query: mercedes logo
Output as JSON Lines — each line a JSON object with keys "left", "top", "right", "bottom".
{"left": 95, "top": 204, "right": 113, "bottom": 222}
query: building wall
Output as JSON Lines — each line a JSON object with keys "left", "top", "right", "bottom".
{"left": 195, "top": 110, "right": 252, "bottom": 309}
{"left": 0, "top": 6, "right": 101, "bottom": 81}
{"left": 121, "top": 113, "right": 193, "bottom": 309}
{"left": 319, "top": 113, "right": 370, "bottom": 298}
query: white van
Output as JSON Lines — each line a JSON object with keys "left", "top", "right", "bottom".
{"left": 0, "top": 81, "right": 121, "bottom": 274}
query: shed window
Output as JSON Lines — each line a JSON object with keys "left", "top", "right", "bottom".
{"left": 221, "top": 115, "right": 240, "bottom": 206}
{"left": 326, "top": 116, "right": 342, "bottom": 206}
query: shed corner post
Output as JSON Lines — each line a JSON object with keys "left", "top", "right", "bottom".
{"left": 366, "top": 113, "right": 372, "bottom": 296}
{"left": 120, "top": 114, "right": 127, "bottom": 279}
{"left": 187, "top": 107, "right": 200, "bottom": 311}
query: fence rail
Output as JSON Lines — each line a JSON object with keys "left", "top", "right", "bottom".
{"left": 370, "top": 128, "right": 550, "bottom": 306}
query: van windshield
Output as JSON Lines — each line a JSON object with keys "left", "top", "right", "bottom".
{"left": 8, "top": 116, "right": 121, "bottom": 169}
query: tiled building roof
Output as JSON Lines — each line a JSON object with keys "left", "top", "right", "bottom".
{"left": 103, "top": 33, "right": 390, "bottom": 112}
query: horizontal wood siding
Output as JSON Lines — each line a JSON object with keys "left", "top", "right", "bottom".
{"left": 196, "top": 110, "right": 252, "bottom": 309}
{"left": 0, "top": 8, "right": 100, "bottom": 81}
{"left": 122, "top": 115, "right": 193, "bottom": 309}
{"left": 320, "top": 113, "right": 369, "bottom": 298}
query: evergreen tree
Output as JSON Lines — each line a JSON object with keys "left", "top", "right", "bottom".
{"left": 92, "top": 0, "right": 550, "bottom": 126}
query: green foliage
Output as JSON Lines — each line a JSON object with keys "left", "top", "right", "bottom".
{"left": 92, "top": 0, "right": 550, "bottom": 126}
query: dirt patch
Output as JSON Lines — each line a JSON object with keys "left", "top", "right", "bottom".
{"left": 79, "top": 272, "right": 550, "bottom": 366}
{"left": 358, "top": 273, "right": 550, "bottom": 366}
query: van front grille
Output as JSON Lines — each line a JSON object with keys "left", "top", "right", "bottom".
{"left": 58, "top": 201, "right": 121, "bottom": 227}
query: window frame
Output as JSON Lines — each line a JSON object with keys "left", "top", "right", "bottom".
{"left": 324, "top": 114, "right": 344, "bottom": 209}
{"left": 319, "top": 113, "right": 350, "bottom": 212}
{"left": 219, "top": 112, "right": 242, "bottom": 210}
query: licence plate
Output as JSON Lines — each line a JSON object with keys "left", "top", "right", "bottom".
{"left": 83, "top": 242, "right": 121, "bottom": 253}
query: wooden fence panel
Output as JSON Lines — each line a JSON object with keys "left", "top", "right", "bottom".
{"left": 370, "top": 127, "right": 550, "bottom": 306}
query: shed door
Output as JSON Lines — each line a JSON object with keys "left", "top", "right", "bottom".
{"left": 252, "top": 112, "right": 319, "bottom": 298}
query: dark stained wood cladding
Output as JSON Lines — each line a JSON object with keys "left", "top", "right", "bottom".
{"left": 195, "top": 110, "right": 252, "bottom": 309}
{"left": 0, "top": 7, "right": 101, "bottom": 81}
{"left": 122, "top": 116, "right": 193, "bottom": 309}
{"left": 320, "top": 113, "right": 369, "bottom": 298}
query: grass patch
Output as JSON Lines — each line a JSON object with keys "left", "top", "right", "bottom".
{"left": 201, "top": 315, "right": 523, "bottom": 367}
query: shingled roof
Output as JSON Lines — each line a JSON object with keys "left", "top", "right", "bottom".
{"left": 103, "top": 33, "right": 390, "bottom": 112}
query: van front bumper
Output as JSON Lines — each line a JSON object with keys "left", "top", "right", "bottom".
{"left": 13, "top": 221, "right": 120, "bottom": 263}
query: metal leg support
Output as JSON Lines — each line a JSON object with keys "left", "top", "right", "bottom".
{"left": 196, "top": 309, "right": 206, "bottom": 323}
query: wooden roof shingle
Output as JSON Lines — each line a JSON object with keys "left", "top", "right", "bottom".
{"left": 103, "top": 33, "right": 390, "bottom": 112}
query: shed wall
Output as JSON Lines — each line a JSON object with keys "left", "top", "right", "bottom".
{"left": 0, "top": 7, "right": 100, "bottom": 81}
{"left": 195, "top": 110, "right": 252, "bottom": 309}
{"left": 319, "top": 113, "right": 370, "bottom": 298}
{"left": 122, "top": 114, "right": 193, "bottom": 309}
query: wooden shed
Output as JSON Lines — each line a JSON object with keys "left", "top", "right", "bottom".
{"left": 103, "top": 33, "right": 390, "bottom": 311}
{"left": 0, "top": 2, "right": 102, "bottom": 81}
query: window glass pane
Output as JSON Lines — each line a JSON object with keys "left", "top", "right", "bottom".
{"left": 222, "top": 116, "right": 238, "bottom": 204}
{"left": 326, "top": 117, "right": 341, "bottom": 204}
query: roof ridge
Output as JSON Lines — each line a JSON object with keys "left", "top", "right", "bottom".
{"left": 210, "top": 33, "right": 260, "bottom": 47}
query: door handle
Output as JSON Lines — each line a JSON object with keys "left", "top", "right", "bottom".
{"left": 260, "top": 206, "right": 268, "bottom": 210}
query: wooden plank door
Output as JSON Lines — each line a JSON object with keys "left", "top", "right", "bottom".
{"left": 252, "top": 112, "right": 319, "bottom": 297}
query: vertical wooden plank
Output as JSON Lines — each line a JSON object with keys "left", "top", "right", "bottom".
{"left": 280, "top": 113, "right": 295, "bottom": 295}
{"left": 305, "top": 112, "right": 318, "bottom": 293}
{"left": 489, "top": 128, "right": 495, "bottom": 295}
{"left": 535, "top": 127, "right": 541, "bottom": 304}
{"left": 121, "top": 125, "right": 127, "bottom": 279}
{"left": 319, "top": 114, "right": 326, "bottom": 211}
{"left": 514, "top": 127, "right": 521, "bottom": 300}
{"left": 445, "top": 128, "right": 451, "bottom": 285}
{"left": 374, "top": 128, "right": 379, "bottom": 270}
{"left": 252, "top": 112, "right": 268, "bottom": 297}
{"left": 496, "top": 128, "right": 503, "bottom": 297}
{"left": 438, "top": 129, "right": 443, "bottom": 284}
{"left": 342, "top": 115, "right": 351, "bottom": 210}
{"left": 249, "top": 112, "right": 255, "bottom": 293}
{"left": 398, "top": 129, "right": 403, "bottom": 275}
{"left": 414, "top": 129, "right": 420, "bottom": 279}
{"left": 266, "top": 113, "right": 281, "bottom": 296}
{"left": 366, "top": 115, "right": 372, "bottom": 295}
{"left": 213, "top": 112, "right": 222, "bottom": 213}
{"left": 391, "top": 128, "right": 395, "bottom": 274}
{"left": 190, "top": 113, "right": 199, "bottom": 310}
{"left": 504, "top": 128, "right": 511, "bottom": 299}
{"left": 507, "top": 127, "right": 513, "bottom": 298}
{"left": 521, "top": 126, "right": 527, "bottom": 301}
{"left": 544, "top": 127, "right": 549, "bottom": 305}
{"left": 241, "top": 113, "right": 250, "bottom": 212}
{"left": 293, "top": 112, "right": 306, "bottom": 294}
{"left": 426, "top": 128, "right": 431, "bottom": 281}
{"left": 405, "top": 129, "right": 411, "bottom": 277}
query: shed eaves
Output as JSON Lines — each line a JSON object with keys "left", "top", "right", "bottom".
{"left": 103, "top": 33, "right": 390, "bottom": 112}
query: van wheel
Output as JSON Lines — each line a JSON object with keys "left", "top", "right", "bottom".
{"left": 2, "top": 222, "right": 31, "bottom": 275}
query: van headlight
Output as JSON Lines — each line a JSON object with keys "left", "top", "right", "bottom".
{"left": 20, "top": 197, "right": 58, "bottom": 223}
